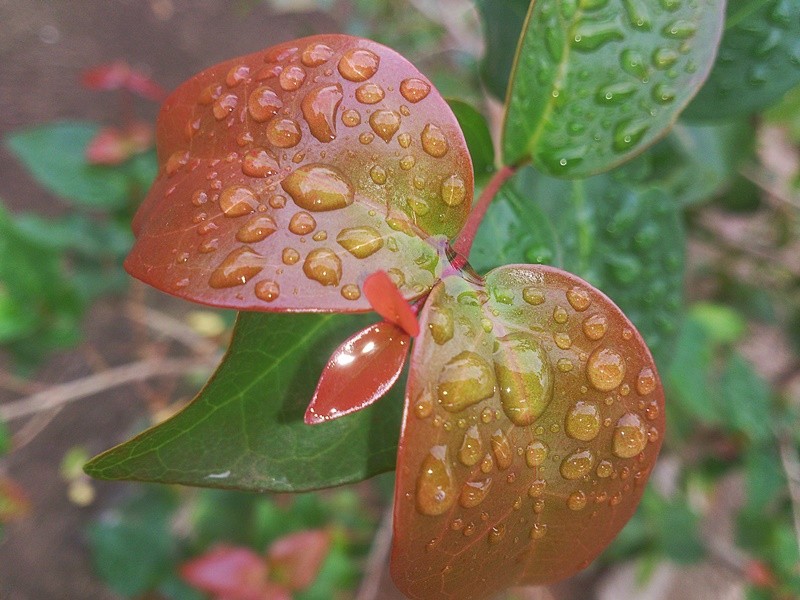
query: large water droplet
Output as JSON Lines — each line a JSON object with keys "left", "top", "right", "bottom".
{"left": 565, "top": 401, "right": 601, "bottom": 442}
{"left": 219, "top": 185, "right": 259, "bottom": 217}
{"left": 266, "top": 117, "right": 302, "bottom": 148}
{"left": 460, "top": 478, "right": 492, "bottom": 508}
{"left": 241, "top": 148, "right": 277, "bottom": 178}
{"left": 302, "top": 247, "right": 342, "bottom": 286}
{"left": 288, "top": 211, "right": 317, "bottom": 235}
{"left": 613, "top": 119, "right": 649, "bottom": 152}
{"left": 255, "top": 279, "right": 280, "bottom": 302}
{"left": 459, "top": 425, "right": 482, "bottom": 467}
{"left": 522, "top": 287, "right": 545, "bottom": 305}
{"left": 560, "top": 449, "right": 595, "bottom": 480}
{"left": 620, "top": 49, "right": 649, "bottom": 81}
{"left": 248, "top": 86, "right": 283, "bottom": 122}
{"left": 336, "top": 226, "right": 383, "bottom": 258}
{"left": 416, "top": 445, "right": 456, "bottom": 516}
{"left": 369, "top": 165, "right": 387, "bottom": 185}
{"left": 613, "top": 412, "right": 647, "bottom": 458}
{"left": 281, "top": 164, "right": 354, "bottom": 211}
{"left": 236, "top": 214, "right": 277, "bottom": 243}
{"left": 301, "top": 84, "right": 343, "bottom": 143}
{"left": 595, "top": 81, "right": 637, "bottom": 105}
{"left": 355, "top": 82, "right": 385, "bottom": 104}
{"left": 301, "top": 42, "right": 334, "bottom": 67}
{"left": 525, "top": 440, "right": 548, "bottom": 467}
{"left": 279, "top": 65, "right": 306, "bottom": 91}
{"left": 494, "top": 332, "right": 553, "bottom": 426}
{"left": 428, "top": 306, "right": 454, "bottom": 345}
{"left": 441, "top": 175, "right": 466, "bottom": 206}
{"left": 567, "top": 286, "right": 591, "bottom": 311}
{"left": 369, "top": 110, "right": 401, "bottom": 142}
{"left": 421, "top": 123, "right": 449, "bottom": 157}
{"left": 209, "top": 247, "right": 265, "bottom": 288}
{"left": 338, "top": 48, "right": 380, "bottom": 82}
{"left": 572, "top": 21, "right": 624, "bottom": 52}
{"left": 491, "top": 429, "right": 513, "bottom": 471}
{"left": 587, "top": 347, "right": 626, "bottom": 391}
{"left": 437, "top": 351, "right": 496, "bottom": 413}
{"left": 400, "top": 78, "right": 431, "bottom": 103}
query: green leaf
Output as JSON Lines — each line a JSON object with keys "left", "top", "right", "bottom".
{"left": 765, "top": 83, "right": 800, "bottom": 143}
{"left": 474, "top": 0, "right": 530, "bottom": 100}
{"left": 667, "top": 317, "right": 719, "bottom": 424}
{"left": 85, "top": 312, "right": 404, "bottom": 492}
{"left": 447, "top": 99, "right": 496, "bottom": 181}
{"left": 690, "top": 302, "right": 747, "bottom": 344}
{"left": 502, "top": 0, "right": 726, "bottom": 176}
{"left": 643, "top": 489, "right": 705, "bottom": 563}
{"left": 5, "top": 122, "right": 135, "bottom": 210}
{"left": 470, "top": 167, "right": 685, "bottom": 367}
{"left": 0, "top": 420, "right": 10, "bottom": 456}
{"left": 720, "top": 353, "right": 772, "bottom": 441}
{"left": 683, "top": 0, "right": 800, "bottom": 120}
{"left": 744, "top": 443, "right": 786, "bottom": 513}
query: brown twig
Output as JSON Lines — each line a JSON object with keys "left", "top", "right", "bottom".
{"left": 124, "top": 303, "right": 220, "bottom": 356}
{"left": 356, "top": 505, "right": 395, "bottom": 600}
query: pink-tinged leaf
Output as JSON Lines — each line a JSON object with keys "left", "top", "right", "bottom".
{"left": 0, "top": 476, "right": 30, "bottom": 523}
{"left": 82, "top": 61, "right": 166, "bottom": 101}
{"left": 180, "top": 545, "right": 280, "bottom": 600}
{"left": 305, "top": 321, "right": 409, "bottom": 424}
{"left": 125, "top": 34, "right": 473, "bottom": 312}
{"left": 364, "top": 270, "right": 420, "bottom": 337}
{"left": 391, "top": 265, "right": 665, "bottom": 599}
{"left": 267, "top": 529, "right": 331, "bottom": 590}
{"left": 86, "top": 123, "right": 154, "bottom": 165}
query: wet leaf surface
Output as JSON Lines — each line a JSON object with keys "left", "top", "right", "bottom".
{"left": 684, "top": 0, "right": 800, "bottom": 120}
{"left": 502, "top": 0, "right": 725, "bottom": 176}
{"left": 85, "top": 311, "right": 403, "bottom": 492}
{"left": 126, "top": 34, "right": 473, "bottom": 312}
{"left": 391, "top": 266, "right": 664, "bottom": 599}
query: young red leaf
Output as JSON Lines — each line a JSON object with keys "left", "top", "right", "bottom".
{"left": 180, "top": 545, "right": 286, "bottom": 600}
{"left": 267, "top": 529, "right": 331, "bottom": 590}
{"left": 364, "top": 269, "right": 420, "bottom": 337}
{"left": 305, "top": 321, "right": 409, "bottom": 424}
{"left": 125, "top": 34, "right": 473, "bottom": 312}
{"left": 0, "top": 476, "right": 30, "bottom": 523}
{"left": 82, "top": 61, "right": 166, "bottom": 101}
{"left": 391, "top": 265, "right": 665, "bottom": 599}
{"left": 86, "top": 122, "right": 154, "bottom": 165}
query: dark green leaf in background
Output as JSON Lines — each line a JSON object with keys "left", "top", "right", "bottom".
{"left": 474, "top": 0, "right": 530, "bottom": 100}
{"left": 502, "top": 0, "right": 726, "bottom": 176}
{"left": 85, "top": 312, "right": 404, "bottom": 492}
{"left": 683, "top": 0, "right": 800, "bottom": 120}
{"left": 744, "top": 443, "right": 786, "bottom": 513}
{"left": 720, "top": 353, "right": 772, "bottom": 442}
{"left": 448, "top": 99, "right": 496, "bottom": 182}
{"left": 0, "top": 420, "right": 10, "bottom": 456}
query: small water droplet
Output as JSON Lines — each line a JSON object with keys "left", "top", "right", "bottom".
{"left": 525, "top": 440, "right": 548, "bottom": 467}
{"left": 620, "top": 49, "right": 649, "bottom": 81}
{"left": 416, "top": 445, "right": 456, "bottom": 516}
{"left": 198, "top": 83, "right": 222, "bottom": 105}
{"left": 554, "top": 332, "right": 572, "bottom": 349}
{"left": 613, "top": 119, "right": 649, "bottom": 152}
{"left": 437, "top": 351, "right": 496, "bottom": 413}
{"left": 355, "top": 82, "right": 385, "bottom": 104}
{"left": 523, "top": 287, "right": 545, "bottom": 305}
{"left": 441, "top": 174, "right": 466, "bottom": 206}
{"left": 572, "top": 20, "right": 624, "bottom": 52}
{"left": 565, "top": 401, "right": 601, "bottom": 442}
{"left": 212, "top": 93, "right": 238, "bottom": 120}
{"left": 236, "top": 214, "right": 278, "bottom": 243}
{"left": 491, "top": 429, "right": 513, "bottom": 471}
{"left": 289, "top": 211, "right": 317, "bottom": 235}
{"left": 560, "top": 449, "right": 594, "bottom": 480}
{"left": 255, "top": 280, "right": 280, "bottom": 302}
{"left": 209, "top": 247, "right": 265, "bottom": 288}
{"left": 279, "top": 65, "right": 306, "bottom": 91}
{"left": 583, "top": 314, "right": 607, "bottom": 340}
{"left": 567, "top": 490, "right": 588, "bottom": 511}
{"left": 488, "top": 524, "right": 506, "bottom": 545}
{"left": 302, "top": 247, "right": 342, "bottom": 286}
{"left": 480, "top": 453, "right": 494, "bottom": 474}
{"left": 596, "top": 460, "right": 613, "bottom": 478}
{"left": 336, "top": 226, "right": 384, "bottom": 258}
{"left": 342, "top": 109, "right": 361, "bottom": 127}
{"left": 557, "top": 358, "right": 574, "bottom": 372}
{"left": 248, "top": 86, "right": 282, "bottom": 122}
{"left": 400, "top": 78, "right": 431, "bottom": 103}
{"left": 341, "top": 283, "right": 361, "bottom": 300}
{"left": 369, "top": 109, "right": 401, "bottom": 142}
{"left": 428, "top": 306, "right": 454, "bottom": 345}
{"left": 644, "top": 401, "right": 660, "bottom": 421}
{"left": 226, "top": 64, "right": 250, "bottom": 87}
{"left": 421, "top": 123, "right": 449, "bottom": 157}
{"left": 595, "top": 81, "right": 637, "bottom": 105}
{"left": 652, "top": 47, "right": 679, "bottom": 69}
{"left": 282, "top": 164, "right": 354, "bottom": 211}
{"left": 301, "top": 83, "right": 343, "bottom": 142}
{"left": 241, "top": 148, "right": 277, "bottom": 178}
{"left": 553, "top": 305, "right": 568, "bottom": 324}
{"left": 652, "top": 83, "right": 675, "bottom": 104}
{"left": 613, "top": 412, "right": 647, "bottom": 458}
{"left": 494, "top": 333, "right": 553, "bottom": 426}
{"left": 636, "top": 367, "right": 656, "bottom": 395}
{"left": 301, "top": 42, "right": 334, "bottom": 67}
{"left": 460, "top": 478, "right": 493, "bottom": 508}
{"left": 282, "top": 247, "right": 300, "bottom": 265}
{"left": 587, "top": 347, "right": 626, "bottom": 391}
{"left": 622, "top": 0, "right": 651, "bottom": 29}
{"left": 220, "top": 185, "right": 259, "bottom": 217}
{"left": 369, "top": 165, "right": 387, "bottom": 185}
{"left": 459, "top": 425, "right": 482, "bottom": 466}
{"left": 567, "top": 287, "right": 591, "bottom": 311}
{"left": 530, "top": 523, "right": 548, "bottom": 539}
{"left": 662, "top": 19, "right": 696, "bottom": 39}
{"left": 338, "top": 48, "right": 380, "bottom": 82}
{"left": 399, "top": 155, "right": 416, "bottom": 170}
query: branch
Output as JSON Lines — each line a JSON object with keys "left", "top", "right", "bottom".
{"left": 453, "top": 165, "right": 516, "bottom": 258}
{"left": 0, "top": 354, "right": 220, "bottom": 422}
{"left": 356, "top": 505, "right": 394, "bottom": 600}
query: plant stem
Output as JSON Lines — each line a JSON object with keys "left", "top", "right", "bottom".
{"left": 453, "top": 165, "right": 516, "bottom": 259}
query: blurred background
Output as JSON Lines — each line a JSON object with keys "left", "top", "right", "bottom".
{"left": 1, "top": 0, "right": 799, "bottom": 599}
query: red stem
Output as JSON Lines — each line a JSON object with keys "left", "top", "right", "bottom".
{"left": 453, "top": 165, "right": 516, "bottom": 259}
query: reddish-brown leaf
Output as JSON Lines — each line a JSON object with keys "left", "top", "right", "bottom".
{"left": 267, "top": 529, "right": 331, "bottom": 590}
{"left": 305, "top": 321, "right": 409, "bottom": 424}
{"left": 364, "top": 269, "right": 420, "bottom": 337}
{"left": 82, "top": 61, "right": 166, "bottom": 101}
{"left": 391, "top": 265, "right": 665, "bottom": 599}
{"left": 125, "top": 34, "right": 473, "bottom": 312}
{"left": 180, "top": 545, "right": 285, "bottom": 600}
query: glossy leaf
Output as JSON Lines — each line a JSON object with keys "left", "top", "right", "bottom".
{"left": 305, "top": 321, "right": 409, "bottom": 424}
{"left": 363, "top": 269, "right": 420, "bottom": 336}
{"left": 502, "top": 0, "right": 725, "bottom": 176}
{"left": 84, "top": 312, "right": 404, "bottom": 492}
{"left": 125, "top": 34, "right": 473, "bottom": 312}
{"left": 474, "top": 0, "right": 530, "bottom": 100}
{"left": 470, "top": 167, "right": 684, "bottom": 367}
{"left": 447, "top": 100, "right": 496, "bottom": 182}
{"left": 391, "top": 266, "right": 664, "bottom": 599}
{"left": 683, "top": 0, "right": 800, "bottom": 120}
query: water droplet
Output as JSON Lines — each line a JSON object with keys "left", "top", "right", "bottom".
{"left": 269, "top": 195, "right": 286, "bottom": 209}
{"left": 220, "top": 185, "right": 259, "bottom": 217}
{"left": 400, "top": 78, "right": 431, "bottom": 103}
{"left": 565, "top": 401, "right": 601, "bottom": 441}
{"left": 644, "top": 401, "right": 659, "bottom": 421}
{"left": 525, "top": 440, "right": 548, "bottom": 467}
{"left": 338, "top": 48, "right": 380, "bottom": 82}
{"left": 572, "top": 21, "right": 624, "bottom": 52}
{"left": 355, "top": 82, "right": 385, "bottom": 104}
{"left": 554, "top": 332, "right": 572, "bottom": 349}
{"left": 587, "top": 347, "right": 626, "bottom": 391}
{"left": 437, "top": 351, "right": 496, "bottom": 413}
{"left": 426, "top": 306, "right": 454, "bottom": 345}
{"left": 613, "top": 413, "right": 647, "bottom": 458}
{"left": 302, "top": 247, "right": 342, "bottom": 286}
{"left": 289, "top": 211, "right": 317, "bottom": 235}
{"left": 336, "top": 226, "right": 383, "bottom": 258}
{"left": 463, "top": 522, "right": 476, "bottom": 536}
{"left": 567, "top": 287, "right": 591, "bottom": 311}
{"left": 583, "top": 314, "right": 607, "bottom": 340}
{"left": 530, "top": 523, "right": 548, "bottom": 539}
{"left": 613, "top": 119, "right": 649, "bottom": 152}
{"left": 264, "top": 117, "right": 300, "bottom": 148}
{"left": 301, "top": 84, "right": 343, "bottom": 143}
{"left": 553, "top": 305, "right": 568, "bottom": 324}
{"left": 494, "top": 332, "right": 553, "bottom": 426}
{"left": 441, "top": 175, "right": 467, "bottom": 206}
{"left": 416, "top": 445, "right": 455, "bottom": 516}
{"left": 255, "top": 279, "right": 280, "bottom": 302}
{"left": 620, "top": 49, "right": 648, "bottom": 81}
{"left": 241, "top": 148, "right": 277, "bottom": 178}
{"left": 596, "top": 460, "right": 613, "bottom": 478}
{"left": 659, "top": 0, "right": 680, "bottom": 10}
{"left": 523, "top": 287, "right": 545, "bottom": 305}
{"left": 236, "top": 214, "right": 278, "bottom": 243}
{"left": 342, "top": 109, "right": 361, "bottom": 127}
{"left": 567, "top": 490, "right": 587, "bottom": 510}
{"left": 488, "top": 524, "right": 506, "bottom": 545}
{"left": 662, "top": 19, "right": 696, "bottom": 39}
{"left": 459, "top": 425, "right": 482, "bottom": 466}
{"left": 212, "top": 93, "right": 238, "bottom": 120}
{"left": 341, "top": 283, "right": 361, "bottom": 300}
{"left": 409, "top": 196, "right": 429, "bottom": 216}
{"left": 248, "top": 86, "right": 282, "bottom": 122}
{"left": 595, "top": 81, "right": 637, "bottom": 105}
{"left": 367, "top": 165, "right": 386, "bottom": 186}
{"left": 491, "top": 429, "right": 513, "bottom": 471}
{"left": 652, "top": 83, "right": 675, "bottom": 104}
{"left": 281, "top": 164, "right": 354, "bottom": 211}
{"left": 421, "top": 123, "right": 448, "bottom": 157}
{"left": 198, "top": 83, "right": 222, "bottom": 105}
{"left": 226, "top": 65, "right": 250, "bottom": 88}
{"left": 369, "top": 109, "right": 401, "bottom": 143}
{"left": 652, "top": 47, "right": 679, "bottom": 69}
{"left": 359, "top": 132, "right": 374, "bottom": 145}
{"left": 480, "top": 453, "right": 494, "bottom": 474}
{"left": 279, "top": 65, "right": 306, "bottom": 91}
{"left": 636, "top": 367, "right": 656, "bottom": 395}
{"left": 282, "top": 247, "right": 300, "bottom": 265}
{"left": 623, "top": 0, "right": 651, "bottom": 29}
{"left": 166, "top": 151, "right": 189, "bottom": 176}
{"left": 191, "top": 190, "right": 208, "bottom": 207}
{"left": 460, "top": 478, "right": 492, "bottom": 508}
{"left": 301, "top": 42, "right": 334, "bottom": 67}
{"left": 557, "top": 358, "right": 574, "bottom": 372}
{"left": 399, "top": 155, "right": 416, "bottom": 170}
{"left": 560, "top": 449, "right": 595, "bottom": 480}
{"left": 209, "top": 247, "right": 265, "bottom": 288}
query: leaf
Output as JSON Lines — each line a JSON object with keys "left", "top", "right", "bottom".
{"left": 268, "top": 530, "right": 331, "bottom": 590}
{"left": 85, "top": 311, "right": 404, "bottom": 492}
{"left": 469, "top": 167, "right": 685, "bottom": 367}
{"left": 720, "top": 353, "right": 772, "bottom": 442}
{"left": 391, "top": 265, "right": 664, "bottom": 599}
{"left": 683, "top": 0, "right": 800, "bottom": 120}
{"left": 447, "top": 99, "right": 496, "bottom": 182}
{"left": 744, "top": 443, "right": 786, "bottom": 513}
{"left": 502, "top": 0, "right": 726, "bottom": 176}
{"left": 363, "top": 269, "right": 419, "bottom": 336}
{"left": 5, "top": 122, "right": 135, "bottom": 210}
{"left": 179, "top": 545, "right": 278, "bottom": 600}
{"left": 125, "top": 34, "right": 474, "bottom": 312}
{"left": 81, "top": 61, "right": 167, "bottom": 101}
{"left": 474, "top": 0, "right": 531, "bottom": 100}
{"left": 0, "top": 420, "right": 9, "bottom": 456}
